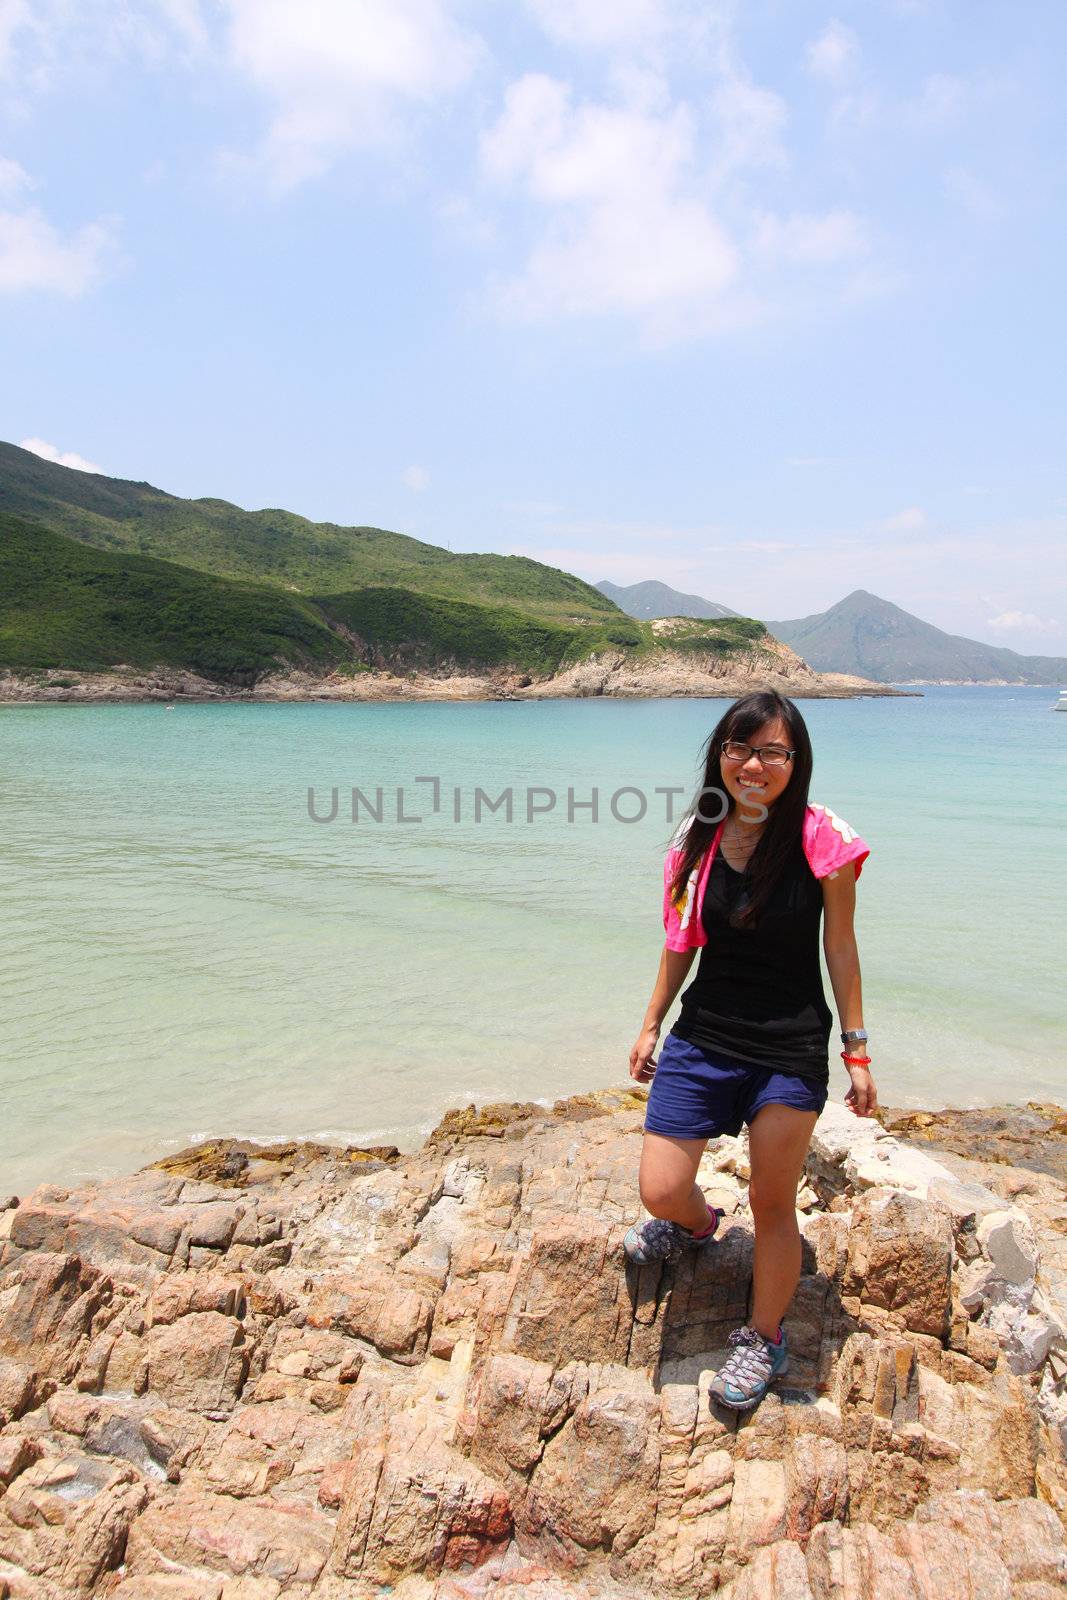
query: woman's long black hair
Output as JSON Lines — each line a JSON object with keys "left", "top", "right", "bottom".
{"left": 666, "top": 691, "right": 814, "bottom": 929}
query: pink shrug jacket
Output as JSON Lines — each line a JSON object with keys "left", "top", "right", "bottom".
{"left": 663, "top": 803, "right": 871, "bottom": 953}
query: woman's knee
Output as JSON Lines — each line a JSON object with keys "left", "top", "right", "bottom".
{"left": 638, "top": 1133, "right": 705, "bottom": 1217}
{"left": 748, "top": 1178, "right": 799, "bottom": 1222}
{"left": 639, "top": 1173, "right": 693, "bottom": 1217}
{"left": 748, "top": 1159, "right": 805, "bottom": 1219}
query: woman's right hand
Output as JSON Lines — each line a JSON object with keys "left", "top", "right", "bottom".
{"left": 629, "top": 1025, "right": 660, "bottom": 1083}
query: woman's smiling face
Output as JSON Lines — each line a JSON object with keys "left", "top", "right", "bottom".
{"left": 718, "top": 716, "right": 795, "bottom": 813}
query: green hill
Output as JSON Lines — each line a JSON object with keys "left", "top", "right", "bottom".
{"left": 765, "top": 589, "right": 1067, "bottom": 686}
{"left": 0, "top": 512, "right": 660, "bottom": 682}
{"left": 0, "top": 440, "right": 621, "bottom": 624}
{"left": 0, "top": 514, "right": 351, "bottom": 683}
{"left": 0, "top": 443, "right": 785, "bottom": 686}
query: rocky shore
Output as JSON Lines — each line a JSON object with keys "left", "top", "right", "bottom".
{"left": 0, "top": 639, "right": 910, "bottom": 706}
{"left": 877, "top": 1102, "right": 1067, "bottom": 1186}
{"left": 1, "top": 1090, "right": 1064, "bottom": 1599}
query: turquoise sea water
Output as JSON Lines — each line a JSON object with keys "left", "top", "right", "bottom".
{"left": 1, "top": 685, "right": 1063, "bottom": 1196}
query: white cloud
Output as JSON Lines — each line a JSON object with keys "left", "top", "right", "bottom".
{"left": 826, "top": 87, "right": 880, "bottom": 134}
{"left": 1, "top": 0, "right": 889, "bottom": 346}
{"left": 480, "top": 74, "right": 738, "bottom": 339}
{"left": 94, "top": 0, "right": 208, "bottom": 63}
{"left": 522, "top": 0, "right": 727, "bottom": 62}
{"left": 0, "top": 0, "right": 206, "bottom": 92}
{"left": 523, "top": 0, "right": 673, "bottom": 52}
{"left": 987, "top": 610, "right": 1061, "bottom": 636}
{"left": 478, "top": 1, "right": 880, "bottom": 347}
{"left": 20, "top": 437, "right": 104, "bottom": 473}
{"left": 0, "top": 0, "right": 32, "bottom": 77}
{"left": 483, "top": 75, "right": 703, "bottom": 207}
{"left": 804, "top": 21, "right": 859, "bottom": 83}
{"left": 223, "top": 0, "right": 483, "bottom": 189}
{"left": 710, "top": 74, "right": 788, "bottom": 179}
{"left": 0, "top": 156, "right": 32, "bottom": 198}
{"left": 403, "top": 464, "right": 430, "bottom": 492}
{"left": 753, "top": 209, "right": 868, "bottom": 265}
{"left": 882, "top": 507, "right": 927, "bottom": 534}
{"left": 0, "top": 205, "right": 117, "bottom": 295}
{"left": 826, "top": 67, "right": 983, "bottom": 143}
{"left": 153, "top": 0, "right": 207, "bottom": 50}
{"left": 908, "top": 72, "right": 967, "bottom": 129}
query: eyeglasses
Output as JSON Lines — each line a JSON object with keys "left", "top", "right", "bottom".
{"left": 721, "top": 739, "right": 795, "bottom": 768}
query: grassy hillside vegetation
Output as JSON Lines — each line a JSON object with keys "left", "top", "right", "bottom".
{"left": 0, "top": 514, "right": 351, "bottom": 681}
{"left": 0, "top": 444, "right": 778, "bottom": 684}
{"left": 316, "top": 587, "right": 644, "bottom": 675}
{"left": 0, "top": 514, "right": 658, "bottom": 681}
{"left": 0, "top": 441, "right": 622, "bottom": 624}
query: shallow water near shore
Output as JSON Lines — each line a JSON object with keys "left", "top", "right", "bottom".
{"left": 1, "top": 683, "right": 1063, "bottom": 1196}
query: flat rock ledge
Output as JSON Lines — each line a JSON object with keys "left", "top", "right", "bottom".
{"left": 0, "top": 1091, "right": 1065, "bottom": 1599}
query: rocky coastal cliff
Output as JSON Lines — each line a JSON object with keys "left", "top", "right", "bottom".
{"left": 0, "top": 636, "right": 907, "bottom": 705}
{"left": 0, "top": 1090, "right": 1064, "bottom": 1599}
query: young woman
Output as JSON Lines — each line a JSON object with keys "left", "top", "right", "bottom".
{"left": 623, "top": 691, "right": 876, "bottom": 1411}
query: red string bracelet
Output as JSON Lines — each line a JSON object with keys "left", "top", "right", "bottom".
{"left": 841, "top": 1052, "right": 872, "bottom": 1066}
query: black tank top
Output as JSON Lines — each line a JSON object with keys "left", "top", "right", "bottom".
{"left": 671, "top": 835, "right": 832, "bottom": 1080}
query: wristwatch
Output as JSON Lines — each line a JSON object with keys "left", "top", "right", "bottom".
{"left": 840, "top": 1028, "right": 869, "bottom": 1045}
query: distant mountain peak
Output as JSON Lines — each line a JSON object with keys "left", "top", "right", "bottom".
{"left": 766, "top": 589, "right": 1066, "bottom": 685}
{"left": 594, "top": 577, "right": 739, "bottom": 621}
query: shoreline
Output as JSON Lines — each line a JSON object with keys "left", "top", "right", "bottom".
{"left": 4, "top": 1093, "right": 1063, "bottom": 1220}
{"left": 4, "top": 667, "right": 1057, "bottom": 704}
{"left": 0, "top": 658, "right": 916, "bottom": 704}
{"left": 5, "top": 664, "right": 1061, "bottom": 706}
{"left": 2, "top": 1077, "right": 1064, "bottom": 1215}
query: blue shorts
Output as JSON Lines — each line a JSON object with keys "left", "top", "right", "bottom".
{"left": 644, "top": 1031, "right": 828, "bottom": 1140}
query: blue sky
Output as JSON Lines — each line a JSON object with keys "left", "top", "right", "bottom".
{"left": 1, "top": 1, "right": 1064, "bottom": 651}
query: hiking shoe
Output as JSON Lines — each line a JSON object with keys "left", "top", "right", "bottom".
{"left": 709, "top": 1323, "right": 789, "bottom": 1410}
{"left": 622, "top": 1207, "right": 724, "bottom": 1265}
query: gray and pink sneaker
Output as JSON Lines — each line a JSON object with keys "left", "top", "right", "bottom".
{"left": 622, "top": 1206, "right": 724, "bottom": 1265}
{"left": 709, "top": 1323, "right": 789, "bottom": 1410}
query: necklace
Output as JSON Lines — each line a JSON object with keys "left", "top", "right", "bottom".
{"left": 720, "top": 815, "right": 763, "bottom": 872}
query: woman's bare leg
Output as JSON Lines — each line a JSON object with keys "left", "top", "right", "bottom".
{"left": 638, "top": 1131, "right": 714, "bottom": 1232}
{"left": 746, "top": 1104, "right": 819, "bottom": 1340}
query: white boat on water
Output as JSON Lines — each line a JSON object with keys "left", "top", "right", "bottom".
{"left": 1054, "top": 688, "right": 1067, "bottom": 711}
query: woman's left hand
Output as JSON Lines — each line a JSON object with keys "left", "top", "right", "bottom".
{"left": 844, "top": 1064, "right": 878, "bottom": 1118}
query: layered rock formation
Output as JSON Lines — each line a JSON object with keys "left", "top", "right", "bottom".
{"left": 0, "top": 636, "right": 905, "bottom": 705}
{"left": 0, "top": 1091, "right": 1064, "bottom": 1598}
